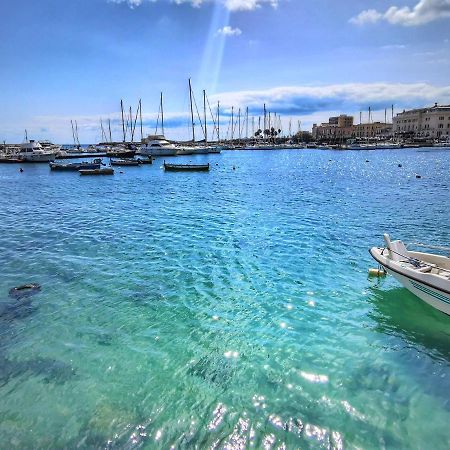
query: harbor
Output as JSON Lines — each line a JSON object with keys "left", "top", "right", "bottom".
{"left": 1, "top": 147, "right": 449, "bottom": 448}
{"left": 2, "top": 0, "right": 450, "bottom": 447}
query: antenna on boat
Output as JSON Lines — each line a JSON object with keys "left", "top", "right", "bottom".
{"left": 24, "top": 129, "right": 28, "bottom": 142}
{"left": 120, "top": 99, "right": 126, "bottom": 143}
{"left": 188, "top": 78, "right": 195, "bottom": 142}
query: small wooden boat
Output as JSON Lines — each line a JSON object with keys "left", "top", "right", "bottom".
{"left": 370, "top": 234, "right": 450, "bottom": 315}
{"left": 79, "top": 168, "right": 114, "bottom": 175}
{"left": 110, "top": 159, "right": 140, "bottom": 166}
{"left": 163, "top": 162, "right": 209, "bottom": 172}
{"left": 50, "top": 161, "right": 101, "bottom": 171}
{"left": 136, "top": 157, "right": 153, "bottom": 165}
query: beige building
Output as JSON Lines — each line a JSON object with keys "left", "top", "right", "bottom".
{"left": 354, "top": 122, "right": 393, "bottom": 139}
{"left": 312, "top": 114, "right": 354, "bottom": 140}
{"left": 393, "top": 103, "right": 450, "bottom": 139}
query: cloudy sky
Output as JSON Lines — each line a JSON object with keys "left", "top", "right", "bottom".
{"left": 1, "top": 0, "right": 449, "bottom": 142}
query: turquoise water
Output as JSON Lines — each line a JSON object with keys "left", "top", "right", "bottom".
{"left": 0, "top": 149, "right": 449, "bottom": 449}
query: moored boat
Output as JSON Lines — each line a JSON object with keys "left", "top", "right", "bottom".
{"left": 163, "top": 162, "right": 209, "bottom": 172}
{"left": 79, "top": 168, "right": 114, "bottom": 175}
{"left": 140, "top": 135, "right": 178, "bottom": 157}
{"left": 17, "top": 140, "right": 56, "bottom": 162}
{"left": 110, "top": 158, "right": 140, "bottom": 166}
{"left": 50, "top": 160, "right": 102, "bottom": 171}
{"left": 370, "top": 234, "right": 450, "bottom": 315}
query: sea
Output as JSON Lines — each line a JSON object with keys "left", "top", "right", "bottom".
{"left": 0, "top": 148, "right": 449, "bottom": 449}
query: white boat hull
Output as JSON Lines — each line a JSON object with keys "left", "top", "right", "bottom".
{"left": 20, "top": 153, "right": 56, "bottom": 162}
{"left": 140, "top": 147, "right": 177, "bottom": 157}
{"left": 385, "top": 267, "right": 450, "bottom": 315}
{"left": 370, "top": 245, "right": 450, "bottom": 316}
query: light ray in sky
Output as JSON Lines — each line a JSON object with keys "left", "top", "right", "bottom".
{"left": 197, "top": 2, "right": 230, "bottom": 94}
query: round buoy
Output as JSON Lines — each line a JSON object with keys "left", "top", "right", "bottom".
{"left": 9, "top": 283, "right": 41, "bottom": 299}
{"left": 233, "top": 166, "right": 236, "bottom": 170}
{"left": 398, "top": 164, "right": 402, "bottom": 168}
{"left": 416, "top": 174, "right": 421, "bottom": 179}
{"left": 19, "top": 168, "right": 24, "bottom": 172}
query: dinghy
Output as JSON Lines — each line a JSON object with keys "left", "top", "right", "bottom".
{"left": 370, "top": 234, "right": 450, "bottom": 315}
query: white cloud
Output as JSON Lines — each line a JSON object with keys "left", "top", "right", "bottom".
{"left": 210, "top": 82, "right": 450, "bottom": 115}
{"left": 110, "top": 0, "right": 279, "bottom": 11}
{"left": 6, "top": 82, "right": 450, "bottom": 143}
{"left": 350, "top": 0, "right": 450, "bottom": 26}
{"left": 217, "top": 25, "right": 242, "bottom": 36}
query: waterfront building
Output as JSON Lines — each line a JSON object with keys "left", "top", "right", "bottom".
{"left": 393, "top": 103, "right": 450, "bottom": 140}
{"left": 312, "top": 114, "right": 354, "bottom": 140}
{"left": 353, "top": 122, "right": 393, "bottom": 139}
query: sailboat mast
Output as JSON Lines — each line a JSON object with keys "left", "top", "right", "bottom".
{"left": 245, "top": 107, "right": 248, "bottom": 140}
{"left": 75, "top": 120, "right": 80, "bottom": 147}
{"left": 100, "top": 118, "right": 106, "bottom": 142}
{"left": 203, "top": 90, "right": 207, "bottom": 145}
{"left": 70, "top": 121, "right": 76, "bottom": 147}
{"left": 160, "top": 92, "right": 165, "bottom": 137}
{"left": 129, "top": 106, "right": 133, "bottom": 142}
{"left": 238, "top": 108, "right": 241, "bottom": 143}
{"left": 108, "top": 119, "right": 112, "bottom": 142}
{"left": 188, "top": 78, "right": 195, "bottom": 142}
{"left": 231, "top": 106, "right": 234, "bottom": 142}
{"left": 217, "top": 101, "right": 220, "bottom": 143}
{"left": 139, "top": 99, "right": 143, "bottom": 142}
{"left": 120, "top": 99, "right": 126, "bottom": 142}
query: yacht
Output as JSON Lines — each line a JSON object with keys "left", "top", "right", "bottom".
{"left": 18, "top": 140, "right": 56, "bottom": 162}
{"left": 140, "top": 135, "right": 177, "bottom": 157}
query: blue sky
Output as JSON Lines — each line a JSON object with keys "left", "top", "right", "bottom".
{"left": 0, "top": 0, "right": 449, "bottom": 142}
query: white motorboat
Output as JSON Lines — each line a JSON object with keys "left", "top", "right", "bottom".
{"left": 370, "top": 234, "right": 450, "bottom": 315}
{"left": 140, "top": 135, "right": 177, "bottom": 157}
{"left": 18, "top": 140, "right": 56, "bottom": 162}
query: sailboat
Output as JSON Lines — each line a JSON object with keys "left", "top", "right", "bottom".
{"left": 140, "top": 93, "right": 177, "bottom": 157}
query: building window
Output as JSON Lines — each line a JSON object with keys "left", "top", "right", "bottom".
{"left": 438, "top": 124, "right": 444, "bottom": 128}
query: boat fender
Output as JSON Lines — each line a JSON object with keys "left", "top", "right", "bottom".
{"left": 368, "top": 268, "right": 386, "bottom": 277}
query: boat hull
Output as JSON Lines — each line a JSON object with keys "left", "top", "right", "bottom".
{"left": 140, "top": 147, "right": 177, "bottom": 157}
{"left": 164, "top": 163, "right": 209, "bottom": 172}
{"left": 370, "top": 247, "right": 450, "bottom": 315}
{"left": 20, "top": 153, "right": 56, "bottom": 162}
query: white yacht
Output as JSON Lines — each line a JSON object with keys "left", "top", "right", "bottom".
{"left": 370, "top": 234, "right": 450, "bottom": 315}
{"left": 140, "top": 135, "right": 177, "bottom": 157}
{"left": 18, "top": 140, "right": 56, "bottom": 162}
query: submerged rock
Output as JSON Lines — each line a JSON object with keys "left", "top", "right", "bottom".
{"left": 0, "top": 356, "right": 77, "bottom": 386}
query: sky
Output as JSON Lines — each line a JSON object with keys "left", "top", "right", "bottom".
{"left": 0, "top": 0, "right": 449, "bottom": 143}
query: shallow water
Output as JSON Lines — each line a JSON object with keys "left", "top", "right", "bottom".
{"left": 0, "top": 148, "right": 449, "bottom": 449}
